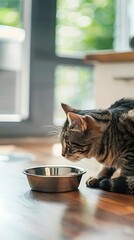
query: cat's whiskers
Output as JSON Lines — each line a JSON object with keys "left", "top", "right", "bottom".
{"left": 41, "top": 124, "right": 59, "bottom": 131}
{"left": 41, "top": 124, "right": 61, "bottom": 137}
{"left": 47, "top": 130, "right": 59, "bottom": 137}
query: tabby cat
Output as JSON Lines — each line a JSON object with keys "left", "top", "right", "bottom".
{"left": 60, "top": 98, "right": 134, "bottom": 194}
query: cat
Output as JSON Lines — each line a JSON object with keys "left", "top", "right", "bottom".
{"left": 60, "top": 98, "right": 134, "bottom": 194}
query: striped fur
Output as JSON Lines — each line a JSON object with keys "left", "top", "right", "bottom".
{"left": 60, "top": 99, "right": 134, "bottom": 194}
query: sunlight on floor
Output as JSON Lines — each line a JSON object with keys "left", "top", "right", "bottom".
{"left": 0, "top": 145, "right": 35, "bottom": 161}
{"left": 52, "top": 143, "right": 62, "bottom": 157}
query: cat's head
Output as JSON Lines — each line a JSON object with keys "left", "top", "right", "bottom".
{"left": 60, "top": 103, "right": 105, "bottom": 161}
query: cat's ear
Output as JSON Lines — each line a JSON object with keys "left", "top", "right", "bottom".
{"left": 61, "top": 103, "right": 74, "bottom": 114}
{"left": 85, "top": 115, "right": 101, "bottom": 131}
{"left": 67, "top": 112, "right": 100, "bottom": 132}
{"left": 67, "top": 112, "right": 87, "bottom": 132}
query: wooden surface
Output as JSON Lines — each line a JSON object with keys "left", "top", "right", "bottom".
{"left": 84, "top": 51, "right": 134, "bottom": 63}
{"left": 0, "top": 142, "right": 133, "bottom": 240}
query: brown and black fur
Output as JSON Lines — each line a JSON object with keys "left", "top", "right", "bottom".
{"left": 60, "top": 98, "right": 134, "bottom": 194}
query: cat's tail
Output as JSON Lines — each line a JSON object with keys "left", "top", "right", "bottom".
{"left": 99, "top": 176, "right": 134, "bottom": 194}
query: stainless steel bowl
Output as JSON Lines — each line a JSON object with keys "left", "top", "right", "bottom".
{"left": 23, "top": 165, "right": 86, "bottom": 193}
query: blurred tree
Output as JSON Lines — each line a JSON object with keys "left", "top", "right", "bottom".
{"left": 0, "top": 0, "right": 21, "bottom": 27}
{"left": 56, "top": 0, "right": 115, "bottom": 55}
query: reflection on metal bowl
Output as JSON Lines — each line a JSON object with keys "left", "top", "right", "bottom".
{"left": 23, "top": 165, "right": 86, "bottom": 193}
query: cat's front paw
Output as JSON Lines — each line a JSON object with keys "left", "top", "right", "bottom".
{"left": 86, "top": 177, "right": 100, "bottom": 188}
{"left": 99, "top": 179, "right": 111, "bottom": 191}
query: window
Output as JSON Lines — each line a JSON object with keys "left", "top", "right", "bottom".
{"left": 54, "top": 65, "right": 94, "bottom": 125}
{"left": 54, "top": 0, "right": 115, "bottom": 124}
{"left": 0, "top": 0, "right": 133, "bottom": 137}
{"left": 56, "top": 0, "right": 115, "bottom": 56}
{"left": 0, "top": 0, "right": 31, "bottom": 122}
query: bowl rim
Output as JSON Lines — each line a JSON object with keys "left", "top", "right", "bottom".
{"left": 22, "top": 165, "right": 86, "bottom": 178}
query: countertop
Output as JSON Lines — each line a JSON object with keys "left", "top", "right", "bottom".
{"left": 84, "top": 51, "right": 134, "bottom": 63}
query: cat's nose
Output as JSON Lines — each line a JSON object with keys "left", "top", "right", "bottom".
{"left": 62, "top": 150, "right": 65, "bottom": 157}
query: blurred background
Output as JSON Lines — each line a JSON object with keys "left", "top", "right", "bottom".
{"left": 0, "top": 0, "right": 133, "bottom": 138}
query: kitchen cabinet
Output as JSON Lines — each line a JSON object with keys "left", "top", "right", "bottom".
{"left": 85, "top": 51, "right": 134, "bottom": 108}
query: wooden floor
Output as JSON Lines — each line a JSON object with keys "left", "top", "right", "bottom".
{"left": 0, "top": 140, "right": 133, "bottom": 240}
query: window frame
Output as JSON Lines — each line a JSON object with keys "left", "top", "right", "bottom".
{"left": 114, "top": 0, "right": 130, "bottom": 51}
{"left": 0, "top": 0, "right": 90, "bottom": 138}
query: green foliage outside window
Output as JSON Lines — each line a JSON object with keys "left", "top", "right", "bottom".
{"left": 56, "top": 0, "right": 115, "bottom": 54}
{"left": 0, "top": 0, "right": 115, "bottom": 51}
{"left": 0, "top": 0, "right": 21, "bottom": 27}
